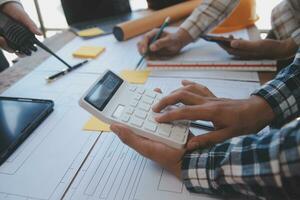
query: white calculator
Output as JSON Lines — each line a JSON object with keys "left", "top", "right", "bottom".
{"left": 79, "top": 70, "right": 189, "bottom": 149}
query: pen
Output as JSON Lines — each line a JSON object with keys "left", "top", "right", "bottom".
{"left": 135, "top": 17, "right": 171, "bottom": 70}
{"left": 190, "top": 121, "right": 215, "bottom": 131}
{"left": 46, "top": 60, "right": 89, "bottom": 82}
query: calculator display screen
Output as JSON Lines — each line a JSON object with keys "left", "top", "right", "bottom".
{"left": 85, "top": 71, "right": 123, "bottom": 111}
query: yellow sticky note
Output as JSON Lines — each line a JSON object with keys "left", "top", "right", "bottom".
{"left": 83, "top": 117, "right": 110, "bottom": 132}
{"left": 120, "top": 70, "right": 150, "bottom": 84}
{"left": 73, "top": 46, "right": 105, "bottom": 59}
{"left": 77, "top": 27, "right": 105, "bottom": 37}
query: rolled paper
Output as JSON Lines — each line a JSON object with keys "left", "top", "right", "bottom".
{"left": 113, "top": 0, "right": 258, "bottom": 41}
{"left": 113, "top": 0, "right": 202, "bottom": 41}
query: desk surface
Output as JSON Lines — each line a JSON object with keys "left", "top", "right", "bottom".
{"left": 0, "top": 24, "right": 273, "bottom": 200}
{"left": 0, "top": 26, "right": 275, "bottom": 94}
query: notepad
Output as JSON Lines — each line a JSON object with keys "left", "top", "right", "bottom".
{"left": 83, "top": 117, "right": 110, "bottom": 132}
{"left": 120, "top": 70, "right": 150, "bottom": 84}
{"left": 73, "top": 46, "right": 105, "bottom": 59}
{"left": 77, "top": 27, "right": 105, "bottom": 37}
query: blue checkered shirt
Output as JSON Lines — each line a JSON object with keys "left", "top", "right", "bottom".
{"left": 182, "top": 54, "right": 300, "bottom": 199}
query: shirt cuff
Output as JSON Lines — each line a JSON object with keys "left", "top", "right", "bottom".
{"left": 181, "top": 149, "right": 214, "bottom": 194}
{"left": 180, "top": 20, "right": 201, "bottom": 40}
{"left": 252, "top": 78, "right": 299, "bottom": 127}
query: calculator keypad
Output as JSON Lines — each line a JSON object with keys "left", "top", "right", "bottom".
{"left": 117, "top": 86, "right": 189, "bottom": 144}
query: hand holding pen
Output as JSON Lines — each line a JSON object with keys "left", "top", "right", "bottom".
{"left": 136, "top": 20, "right": 193, "bottom": 68}
{"left": 136, "top": 17, "right": 171, "bottom": 69}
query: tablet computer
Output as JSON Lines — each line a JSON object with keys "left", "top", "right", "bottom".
{"left": 0, "top": 97, "right": 54, "bottom": 165}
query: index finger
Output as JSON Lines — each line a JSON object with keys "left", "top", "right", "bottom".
{"left": 155, "top": 105, "right": 214, "bottom": 123}
{"left": 152, "top": 90, "right": 205, "bottom": 113}
{"left": 138, "top": 29, "right": 160, "bottom": 54}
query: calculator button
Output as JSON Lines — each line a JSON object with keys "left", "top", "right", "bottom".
{"left": 120, "top": 114, "right": 131, "bottom": 122}
{"left": 130, "top": 117, "right": 144, "bottom": 127}
{"left": 143, "top": 121, "right": 157, "bottom": 132}
{"left": 158, "top": 124, "right": 172, "bottom": 137}
{"left": 156, "top": 94, "right": 163, "bottom": 101}
{"left": 134, "top": 94, "right": 142, "bottom": 100}
{"left": 147, "top": 112, "right": 157, "bottom": 122}
{"left": 171, "top": 126, "right": 187, "bottom": 141}
{"left": 142, "top": 96, "right": 154, "bottom": 105}
{"left": 129, "top": 85, "right": 137, "bottom": 92}
{"left": 137, "top": 88, "right": 145, "bottom": 94}
{"left": 130, "top": 100, "right": 139, "bottom": 107}
{"left": 125, "top": 107, "right": 134, "bottom": 114}
{"left": 145, "top": 90, "right": 157, "bottom": 98}
{"left": 134, "top": 110, "right": 147, "bottom": 119}
{"left": 153, "top": 100, "right": 160, "bottom": 106}
{"left": 138, "top": 102, "right": 151, "bottom": 112}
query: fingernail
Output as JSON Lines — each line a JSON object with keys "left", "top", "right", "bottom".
{"left": 154, "top": 114, "right": 163, "bottom": 122}
{"left": 150, "top": 44, "right": 156, "bottom": 51}
{"left": 111, "top": 125, "right": 120, "bottom": 134}
{"left": 231, "top": 40, "right": 239, "bottom": 48}
{"left": 152, "top": 104, "right": 158, "bottom": 110}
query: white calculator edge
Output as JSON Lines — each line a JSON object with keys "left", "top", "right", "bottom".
{"left": 79, "top": 70, "right": 189, "bottom": 149}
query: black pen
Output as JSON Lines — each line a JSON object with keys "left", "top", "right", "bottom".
{"left": 190, "top": 121, "right": 215, "bottom": 131}
{"left": 135, "top": 17, "right": 171, "bottom": 70}
{"left": 46, "top": 60, "right": 89, "bottom": 82}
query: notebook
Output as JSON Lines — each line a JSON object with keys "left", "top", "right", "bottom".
{"left": 146, "top": 29, "right": 277, "bottom": 72}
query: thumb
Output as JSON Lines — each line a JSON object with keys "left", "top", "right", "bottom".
{"left": 230, "top": 39, "right": 260, "bottom": 51}
{"left": 150, "top": 36, "right": 171, "bottom": 52}
{"left": 187, "top": 128, "right": 233, "bottom": 150}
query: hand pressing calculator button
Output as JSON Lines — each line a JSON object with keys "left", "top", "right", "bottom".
{"left": 80, "top": 70, "right": 189, "bottom": 149}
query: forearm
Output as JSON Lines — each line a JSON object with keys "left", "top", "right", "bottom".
{"left": 182, "top": 120, "right": 300, "bottom": 199}
{"left": 180, "top": 0, "right": 240, "bottom": 39}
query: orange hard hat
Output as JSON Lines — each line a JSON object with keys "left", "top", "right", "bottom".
{"left": 212, "top": 0, "right": 259, "bottom": 33}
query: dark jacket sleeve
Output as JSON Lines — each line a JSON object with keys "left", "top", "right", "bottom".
{"left": 146, "top": 0, "right": 185, "bottom": 10}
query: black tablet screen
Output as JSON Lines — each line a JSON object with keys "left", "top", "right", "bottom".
{"left": 0, "top": 98, "right": 53, "bottom": 159}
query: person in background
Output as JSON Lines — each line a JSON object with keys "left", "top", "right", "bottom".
{"left": 111, "top": 0, "right": 300, "bottom": 199}
{"left": 0, "top": 0, "right": 41, "bottom": 72}
{"left": 138, "top": 0, "right": 299, "bottom": 61}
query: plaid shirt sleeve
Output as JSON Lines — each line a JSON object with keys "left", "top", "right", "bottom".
{"left": 271, "top": 0, "right": 300, "bottom": 47}
{"left": 180, "top": 0, "right": 240, "bottom": 39}
{"left": 182, "top": 119, "right": 300, "bottom": 199}
{"left": 182, "top": 57, "right": 300, "bottom": 199}
{"left": 253, "top": 55, "right": 300, "bottom": 127}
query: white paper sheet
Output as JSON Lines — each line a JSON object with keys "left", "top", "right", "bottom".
{"left": 0, "top": 72, "right": 102, "bottom": 200}
{"left": 64, "top": 76, "right": 261, "bottom": 200}
{"left": 33, "top": 34, "right": 143, "bottom": 74}
{"left": 0, "top": 27, "right": 265, "bottom": 200}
